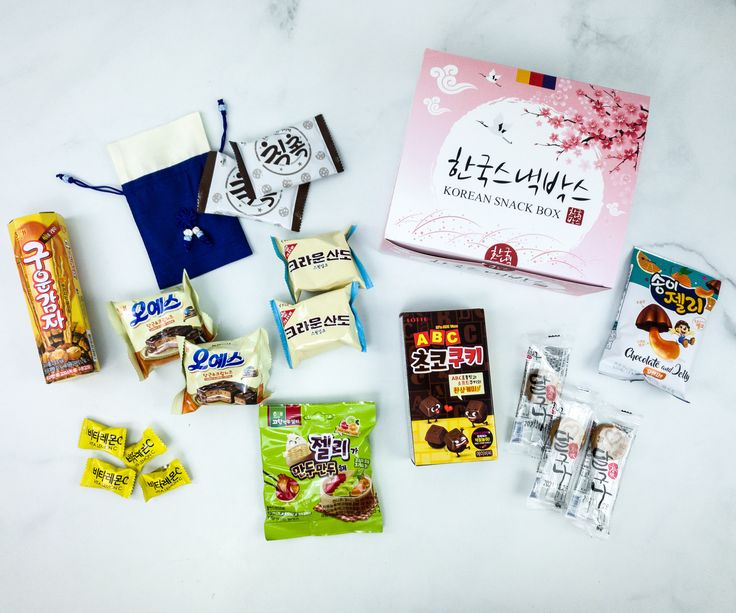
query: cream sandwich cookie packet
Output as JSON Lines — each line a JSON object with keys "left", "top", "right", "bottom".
{"left": 272, "top": 226, "right": 372, "bottom": 302}
{"left": 108, "top": 271, "right": 215, "bottom": 379}
{"left": 197, "top": 151, "right": 309, "bottom": 232}
{"left": 173, "top": 328, "right": 272, "bottom": 414}
{"left": 271, "top": 282, "right": 366, "bottom": 368}
{"left": 599, "top": 248, "right": 721, "bottom": 402}
{"left": 230, "top": 114, "right": 343, "bottom": 200}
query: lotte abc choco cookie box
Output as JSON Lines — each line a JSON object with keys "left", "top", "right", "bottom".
{"left": 401, "top": 309, "right": 497, "bottom": 465}
{"left": 384, "top": 49, "right": 650, "bottom": 294}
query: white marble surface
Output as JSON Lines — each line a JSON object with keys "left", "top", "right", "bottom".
{"left": 1, "top": 1, "right": 735, "bottom": 611}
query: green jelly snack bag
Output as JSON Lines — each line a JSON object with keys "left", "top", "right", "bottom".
{"left": 259, "top": 401, "right": 383, "bottom": 541}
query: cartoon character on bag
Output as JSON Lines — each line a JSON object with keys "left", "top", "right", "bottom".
{"left": 672, "top": 320, "right": 695, "bottom": 348}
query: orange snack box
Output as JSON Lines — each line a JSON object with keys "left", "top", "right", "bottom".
{"left": 8, "top": 212, "right": 100, "bottom": 383}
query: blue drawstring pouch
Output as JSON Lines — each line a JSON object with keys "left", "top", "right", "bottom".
{"left": 107, "top": 112, "right": 252, "bottom": 288}
{"left": 59, "top": 105, "right": 252, "bottom": 289}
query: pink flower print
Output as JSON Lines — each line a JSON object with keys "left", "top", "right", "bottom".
{"left": 592, "top": 99, "right": 605, "bottom": 114}
{"left": 574, "top": 149, "right": 582, "bottom": 157}
{"left": 540, "top": 107, "right": 551, "bottom": 117}
{"left": 593, "top": 88, "right": 603, "bottom": 98}
{"left": 625, "top": 103, "right": 638, "bottom": 114}
{"left": 573, "top": 113, "right": 583, "bottom": 123}
{"left": 594, "top": 159, "right": 604, "bottom": 169}
{"left": 612, "top": 112, "right": 627, "bottom": 126}
{"left": 536, "top": 120, "right": 542, "bottom": 126}
{"left": 586, "top": 120, "right": 599, "bottom": 132}
{"left": 576, "top": 88, "right": 585, "bottom": 96}
{"left": 602, "top": 119, "right": 610, "bottom": 127}
{"left": 549, "top": 115, "right": 563, "bottom": 128}
{"left": 550, "top": 133, "right": 559, "bottom": 142}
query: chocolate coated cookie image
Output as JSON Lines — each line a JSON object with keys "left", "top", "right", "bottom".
{"left": 424, "top": 424, "right": 448, "bottom": 449}
{"left": 195, "top": 381, "right": 257, "bottom": 405}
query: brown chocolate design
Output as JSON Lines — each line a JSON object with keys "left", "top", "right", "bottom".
{"left": 195, "top": 381, "right": 257, "bottom": 405}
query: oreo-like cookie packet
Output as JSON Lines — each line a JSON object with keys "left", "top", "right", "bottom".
{"left": 197, "top": 151, "right": 309, "bottom": 232}
{"left": 271, "top": 282, "right": 366, "bottom": 368}
{"left": 109, "top": 271, "right": 215, "bottom": 380}
{"left": 173, "top": 328, "right": 271, "bottom": 414}
{"left": 272, "top": 226, "right": 372, "bottom": 302}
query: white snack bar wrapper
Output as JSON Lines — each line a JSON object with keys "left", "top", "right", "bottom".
{"left": 230, "top": 114, "right": 344, "bottom": 200}
{"left": 510, "top": 334, "right": 570, "bottom": 456}
{"left": 528, "top": 388, "right": 594, "bottom": 511}
{"left": 565, "top": 407, "right": 641, "bottom": 538}
{"left": 599, "top": 248, "right": 721, "bottom": 402}
{"left": 197, "top": 151, "right": 308, "bottom": 232}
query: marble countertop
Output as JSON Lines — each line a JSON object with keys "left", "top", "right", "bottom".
{"left": 1, "top": 1, "right": 734, "bottom": 611}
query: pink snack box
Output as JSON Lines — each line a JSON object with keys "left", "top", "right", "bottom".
{"left": 384, "top": 49, "right": 650, "bottom": 294}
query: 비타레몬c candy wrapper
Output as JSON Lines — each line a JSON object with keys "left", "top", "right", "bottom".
{"left": 139, "top": 459, "right": 191, "bottom": 502}
{"left": 108, "top": 271, "right": 215, "bottom": 380}
{"left": 173, "top": 328, "right": 272, "bottom": 414}
{"left": 197, "top": 151, "right": 309, "bottom": 232}
{"left": 80, "top": 457, "right": 136, "bottom": 499}
{"left": 78, "top": 418, "right": 127, "bottom": 459}
{"left": 599, "top": 248, "right": 721, "bottom": 402}
{"left": 229, "top": 114, "right": 343, "bottom": 201}
{"left": 259, "top": 401, "right": 382, "bottom": 540}
{"left": 123, "top": 427, "right": 167, "bottom": 471}
{"left": 271, "top": 282, "right": 366, "bottom": 368}
{"left": 271, "top": 226, "right": 372, "bottom": 302}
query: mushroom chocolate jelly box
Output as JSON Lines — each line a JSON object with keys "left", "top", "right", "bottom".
{"left": 400, "top": 309, "right": 497, "bottom": 465}
{"left": 8, "top": 212, "right": 100, "bottom": 383}
{"left": 599, "top": 248, "right": 721, "bottom": 402}
{"left": 384, "top": 49, "right": 650, "bottom": 294}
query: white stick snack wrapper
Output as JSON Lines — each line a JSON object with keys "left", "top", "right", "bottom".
{"left": 599, "top": 248, "right": 721, "bottom": 402}
{"left": 510, "top": 334, "right": 570, "bottom": 455}
{"left": 528, "top": 388, "right": 594, "bottom": 511}
{"left": 197, "top": 151, "right": 308, "bottom": 232}
{"left": 230, "top": 114, "right": 344, "bottom": 199}
{"left": 565, "top": 407, "right": 640, "bottom": 538}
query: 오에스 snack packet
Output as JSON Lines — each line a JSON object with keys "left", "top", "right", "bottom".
{"left": 173, "top": 328, "right": 271, "bottom": 414}
{"left": 599, "top": 248, "right": 721, "bottom": 402}
{"left": 271, "top": 282, "right": 366, "bottom": 368}
{"left": 565, "top": 406, "right": 640, "bottom": 538}
{"left": 197, "top": 151, "right": 309, "bottom": 232}
{"left": 510, "top": 334, "right": 571, "bottom": 456}
{"left": 271, "top": 226, "right": 372, "bottom": 302}
{"left": 528, "top": 388, "right": 594, "bottom": 511}
{"left": 108, "top": 271, "right": 215, "bottom": 379}
{"left": 259, "top": 401, "right": 382, "bottom": 540}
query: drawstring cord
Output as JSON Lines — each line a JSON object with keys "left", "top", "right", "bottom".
{"left": 55, "top": 173, "right": 124, "bottom": 195}
{"left": 218, "top": 98, "right": 228, "bottom": 153}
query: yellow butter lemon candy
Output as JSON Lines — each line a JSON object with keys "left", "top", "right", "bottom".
{"left": 80, "top": 458, "right": 136, "bottom": 499}
{"left": 139, "top": 459, "right": 191, "bottom": 502}
{"left": 78, "top": 418, "right": 127, "bottom": 459}
{"left": 123, "top": 427, "right": 167, "bottom": 471}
